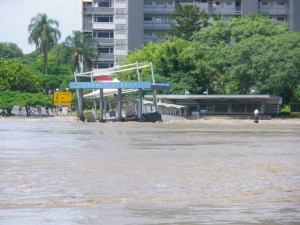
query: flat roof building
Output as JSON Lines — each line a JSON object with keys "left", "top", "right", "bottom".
{"left": 81, "top": 0, "right": 300, "bottom": 69}
{"left": 145, "top": 94, "right": 283, "bottom": 115}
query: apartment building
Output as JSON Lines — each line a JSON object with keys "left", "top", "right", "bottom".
{"left": 81, "top": 0, "right": 299, "bottom": 69}
{"left": 81, "top": 0, "right": 143, "bottom": 69}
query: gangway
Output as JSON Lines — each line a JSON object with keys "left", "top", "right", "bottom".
{"left": 69, "top": 62, "right": 170, "bottom": 122}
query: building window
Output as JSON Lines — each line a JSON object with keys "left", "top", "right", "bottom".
{"left": 261, "top": 1, "right": 269, "bottom": 6}
{"left": 93, "top": 61, "right": 114, "bottom": 69}
{"left": 276, "top": 1, "right": 285, "bottom": 6}
{"left": 225, "top": 2, "right": 232, "bottom": 6}
{"left": 276, "top": 17, "right": 285, "bottom": 21}
{"left": 144, "top": 16, "right": 152, "bottom": 21}
{"left": 144, "top": 1, "right": 152, "bottom": 5}
{"left": 156, "top": 17, "right": 164, "bottom": 22}
{"left": 95, "top": 0, "right": 112, "bottom": 7}
{"left": 94, "top": 16, "right": 113, "bottom": 23}
{"left": 98, "top": 46, "right": 114, "bottom": 54}
{"left": 156, "top": 1, "right": 164, "bottom": 5}
{"left": 213, "top": 1, "right": 220, "bottom": 7}
{"left": 93, "top": 30, "right": 114, "bottom": 38}
{"left": 168, "top": 1, "right": 173, "bottom": 5}
{"left": 144, "top": 31, "right": 153, "bottom": 37}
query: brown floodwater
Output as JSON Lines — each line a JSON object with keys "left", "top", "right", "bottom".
{"left": 0, "top": 120, "right": 299, "bottom": 224}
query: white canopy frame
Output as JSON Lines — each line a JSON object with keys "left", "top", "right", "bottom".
{"left": 73, "top": 62, "right": 158, "bottom": 121}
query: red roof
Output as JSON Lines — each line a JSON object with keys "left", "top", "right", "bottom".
{"left": 95, "top": 76, "right": 113, "bottom": 81}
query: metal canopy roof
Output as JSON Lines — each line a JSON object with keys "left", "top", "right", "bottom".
{"left": 145, "top": 94, "right": 282, "bottom": 105}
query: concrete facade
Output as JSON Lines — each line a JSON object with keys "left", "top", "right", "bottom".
{"left": 241, "top": 0, "right": 258, "bottom": 16}
{"left": 289, "top": 0, "right": 300, "bottom": 31}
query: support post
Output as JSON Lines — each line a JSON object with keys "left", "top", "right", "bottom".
{"left": 136, "top": 61, "right": 141, "bottom": 82}
{"left": 77, "top": 89, "right": 84, "bottom": 121}
{"left": 150, "top": 62, "right": 158, "bottom": 112}
{"left": 99, "top": 89, "right": 104, "bottom": 122}
{"left": 117, "top": 88, "right": 122, "bottom": 121}
{"left": 138, "top": 88, "right": 143, "bottom": 121}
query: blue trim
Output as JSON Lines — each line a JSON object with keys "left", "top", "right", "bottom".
{"left": 69, "top": 82, "right": 170, "bottom": 90}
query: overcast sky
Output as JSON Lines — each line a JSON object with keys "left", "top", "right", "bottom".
{"left": 0, "top": 0, "right": 81, "bottom": 54}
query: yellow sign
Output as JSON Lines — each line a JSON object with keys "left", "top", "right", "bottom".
{"left": 54, "top": 92, "right": 72, "bottom": 106}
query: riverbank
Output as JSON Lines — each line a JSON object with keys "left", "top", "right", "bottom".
{"left": 164, "top": 116, "right": 300, "bottom": 125}
{"left": 1, "top": 115, "right": 300, "bottom": 125}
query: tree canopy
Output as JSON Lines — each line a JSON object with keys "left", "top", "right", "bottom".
{"left": 0, "top": 42, "right": 23, "bottom": 59}
{"left": 0, "top": 58, "right": 53, "bottom": 115}
{"left": 169, "top": 4, "right": 209, "bottom": 41}
{"left": 64, "top": 31, "right": 98, "bottom": 73}
{"left": 123, "top": 14, "right": 300, "bottom": 103}
{"left": 0, "top": 58, "right": 41, "bottom": 92}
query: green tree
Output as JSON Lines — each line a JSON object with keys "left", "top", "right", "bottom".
{"left": 0, "top": 58, "right": 45, "bottom": 115}
{"left": 64, "top": 31, "right": 98, "bottom": 74}
{"left": 0, "top": 42, "right": 23, "bottom": 59}
{"left": 169, "top": 4, "right": 209, "bottom": 41}
{"left": 28, "top": 13, "right": 61, "bottom": 75}
{"left": 226, "top": 32, "right": 300, "bottom": 103}
{"left": 229, "top": 14, "right": 288, "bottom": 42}
{"left": 0, "top": 58, "right": 41, "bottom": 92}
{"left": 122, "top": 38, "right": 195, "bottom": 94}
{"left": 193, "top": 14, "right": 287, "bottom": 45}
{"left": 122, "top": 14, "right": 298, "bottom": 104}
{"left": 0, "top": 91, "right": 52, "bottom": 116}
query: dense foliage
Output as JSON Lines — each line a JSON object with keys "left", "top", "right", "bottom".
{"left": 0, "top": 43, "right": 23, "bottom": 59}
{"left": 123, "top": 14, "right": 300, "bottom": 103}
{"left": 168, "top": 4, "right": 209, "bottom": 41}
{"left": 0, "top": 58, "right": 53, "bottom": 115}
{"left": 1, "top": 13, "right": 300, "bottom": 116}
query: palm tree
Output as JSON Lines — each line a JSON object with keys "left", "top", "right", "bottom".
{"left": 64, "top": 31, "right": 98, "bottom": 74}
{"left": 28, "top": 13, "right": 61, "bottom": 75}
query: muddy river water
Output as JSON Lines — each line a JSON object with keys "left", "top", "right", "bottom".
{"left": 0, "top": 119, "right": 299, "bottom": 224}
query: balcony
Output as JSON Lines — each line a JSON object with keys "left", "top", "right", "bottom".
{"left": 82, "top": 24, "right": 92, "bottom": 31}
{"left": 207, "top": 7, "right": 241, "bottom": 15}
{"left": 97, "top": 53, "right": 114, "bottom": 60}
{"left": 259, "top": 8, "right": 288, "bottom": 15}
{"left": 144, "top": 23, "right": 172, "bottom": 31}
{"left": 144, "top": 37, "right": 165, "bottom": 44}
{"left": 83, "top": 7, "right": 92, "bottom": 14}
{"left": 93, "top": 7, "right": 114, "bottom": 14}
{"left": 93, "top": 23, "right": 115, "bottom": 30}
{"left": 96, "top": 39, "right": 115, "bottom": 45}
{"left": 144, "top": 6, "right": 175, "bottom": 15}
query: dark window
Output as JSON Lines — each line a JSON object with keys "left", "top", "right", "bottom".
{"left": 98, "top": 46, "right": 114, "bottom": 54}
{"left": 96, "top": 0, "right": 112, "bottom": 7}
{"left": 93, "top": 61, "right": 114, "bottom": 69}
{"left": 94, "top": 16, "right": 113, "bottom": 22}
{"left": 144, "top": 16, "right": 152, "bottom": 21}
{"left": 93, "top": 30, "right": 114, "bottom": 38}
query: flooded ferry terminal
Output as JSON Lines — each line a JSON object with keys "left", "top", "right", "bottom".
{"left": 0, "top": 118, "right": 299, "bottom": 224}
